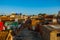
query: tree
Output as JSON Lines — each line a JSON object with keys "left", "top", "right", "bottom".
{"left": 32, "top": 14, "right": 35, "bottom": 16}
{"left": 38, "top": 13, "right": 46, "bottom": 16}
{"left": 23, "top": 15, "right": 25, "bottom": 16}
{"left": 0, "top": 15, "right": 3, "bottom": 16}
{"left": 20, "top": 13, "right": 22, "bottom": 15}
{"left": 58, "top": 11, "right": 60, "bottom": 14}
{"left": 16, "top": 13, "right": 18, "bottom": 15}
{"left": 38, "top": 13, "right": 42, "bottom": 16}
{"left": 42, "top": 13, "right": 46, "bottom": 16}
{"left": 57, "top": 11, "right": 60, "bottom": 17}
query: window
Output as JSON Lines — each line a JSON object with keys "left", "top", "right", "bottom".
{"left": 57, "top": 33, "right": 60, "bottom": 37}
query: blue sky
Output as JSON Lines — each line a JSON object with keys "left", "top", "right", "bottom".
{"left": 0, "top": 0, "right": 60, "bottom": 15}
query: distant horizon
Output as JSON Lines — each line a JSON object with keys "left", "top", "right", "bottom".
{"left": 0, "top": 0, "right": 60, "bottom": 15}
{"left": 0, "top": 11, "right": 59, "bottom": 15}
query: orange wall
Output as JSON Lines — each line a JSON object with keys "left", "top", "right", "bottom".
{"left": 32, "top": 19, "right": 40, "bottom": 26}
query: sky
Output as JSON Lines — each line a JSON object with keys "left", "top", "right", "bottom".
{"left": 0, "top": 0, "right": 60, "bottom": 15}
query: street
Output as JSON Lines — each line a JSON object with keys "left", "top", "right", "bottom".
{"left": 13, "top": 28, "right": 42, "bottom": 40}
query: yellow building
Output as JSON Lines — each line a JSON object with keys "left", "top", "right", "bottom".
{"left": 32, "top": 18, "right": 40, "bottom": 26}
{"left": 0, "top": 16, "right": 10, "bottom": 21}
{"left": 0, "top": 30, "right": 13, "bottom": 40}
{"left": 41, "top": 25, "right": 60, "bottom": 40}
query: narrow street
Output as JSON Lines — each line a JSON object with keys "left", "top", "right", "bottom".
{"left": 13, "top": 28, "right": 42, "bottom": 40}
